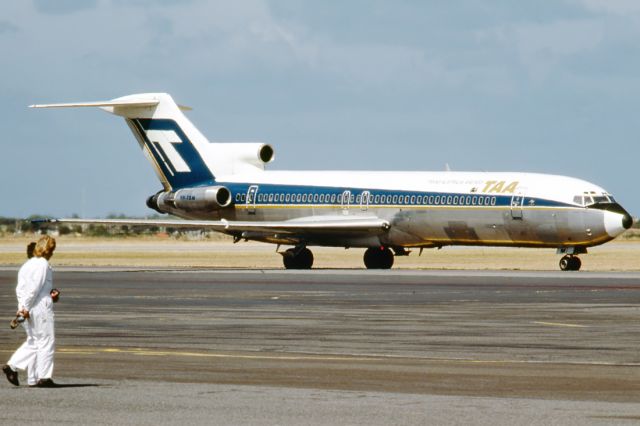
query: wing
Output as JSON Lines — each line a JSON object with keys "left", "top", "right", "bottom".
{"left": 34, "top": 216, "right": 390, "bottom": 243}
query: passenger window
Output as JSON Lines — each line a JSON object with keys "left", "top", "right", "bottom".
{"left": 241, "top": 194, "right": 246, "bottom": 202}
{"left": 257, "top": 194, "right": 263, "bottom": 202}
{"left": 331, "top": 194, "right": 337, "bottom": 203}
{"left": 411, "top": 195, "right": 416, "bottom": 204}
{"left": 296, "top": 194, "right": 302, "bottom": 202}
{"left": 374, "top": 194, "right": 380, "bottom": 204}
{"left": 268, "top": 193, "right": 274, "bottom": 203}
{"left": 285, "top": 193, "right": 291, "bottom": 202}
{"left": 392, "top": 195, "right": 398, "bottom": 204}
{"left": 356, "top": 194, "right": 361, "bottom": 204}
{"left": 465, "top": 196, "right": 471, "bottom": 205}
{"left": 453, "top": 196, "right": 459, "bottom": 205}
{"left": 472, "top": 196, "right": 477, "bottom": 205}
{"left": 447, "top": 196, "right": 453, "bottom": 205}
{"left": 428, "top": 196, "right": 434, "bottom": 204}
{"left": 491, "top": 197, "right": 497, "bottom": 206}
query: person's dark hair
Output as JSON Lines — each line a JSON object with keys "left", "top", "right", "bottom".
{"left": 27, "top": 242, "right": 36, "bottom": 259}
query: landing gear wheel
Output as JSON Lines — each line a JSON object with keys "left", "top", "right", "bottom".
{"left": 283, "top": 247, "right": 314, "bottom": 269}
{"left": 559, "top": 255, "right": 581, "bottom": 271}
{"left": 363, "top": 247, "right": 394, "bottom": 269}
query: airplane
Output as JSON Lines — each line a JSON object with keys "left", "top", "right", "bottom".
{"left": 31, "top": 93, "right": 633, "bottom": 271}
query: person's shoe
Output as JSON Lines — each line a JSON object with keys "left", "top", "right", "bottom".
{"left": 35, "top": 378, "right": 56, "bottom": 388}
{"left": 2, "top": 365, "right": 19, "bottom": 386}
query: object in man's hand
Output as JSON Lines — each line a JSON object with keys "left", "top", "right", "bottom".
{"left": 50, "top": 288, "right": 60, "bottom": 303}
{"left": 9, "top": 315, "right": 25, "bottom": 330}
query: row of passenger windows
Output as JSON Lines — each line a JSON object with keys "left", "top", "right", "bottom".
{"left": 234, "top": 192, "right": 498, "bottom": 207}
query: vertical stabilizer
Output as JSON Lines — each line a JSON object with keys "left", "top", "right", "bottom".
{"left": 31, "top": 93, "right": 216, "bottom": 190}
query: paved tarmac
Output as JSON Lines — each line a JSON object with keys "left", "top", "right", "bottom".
{"left": 1, "top": 269, "right": 639, "bottom": 425}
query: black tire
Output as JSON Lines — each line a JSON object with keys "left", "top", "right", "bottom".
{"left": 363, "top": 247, "right": 394, "bottom": 269}
{"left": 282, "top": 247, "right": 314, "bottom": 269}
{"left": 283, "top": 248, "right": 297, "bottom": 269}
{"left": 559, "top": 255, "right": 581, "bottom": 271}
{"left": 296, "top": 248, "right": 314, "bottom": 269}
{"left": 569, "top": 256, "right": 582, "bottom": 271}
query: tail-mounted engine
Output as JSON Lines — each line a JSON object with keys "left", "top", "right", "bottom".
{"left": 147, "top": 186, "right": 232, "bottom": 214}
{"left": 207, "top": 143, "right": 275, "bottom": 174}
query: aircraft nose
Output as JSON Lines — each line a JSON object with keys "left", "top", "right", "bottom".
{"left": 604, "top": 210, "right": 632, "bottom": 237}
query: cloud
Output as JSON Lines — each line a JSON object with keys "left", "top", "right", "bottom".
{"left": 33, "top": 0, "right": 98, "bottom": 15}
{"left": 476, "top": 19, "right": 604, "bottom": 81}
{"left": 0, "top": 21, "right": 19, "bottom": 35}
{"left": 576, "top": 0, "right": 640, "bottom": 15}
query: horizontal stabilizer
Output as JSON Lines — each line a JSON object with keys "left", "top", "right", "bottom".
{"left": 29, "top": 99, "right": 160, "bottom": 109}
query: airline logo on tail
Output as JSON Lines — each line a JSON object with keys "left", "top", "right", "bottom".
{"left": 145, "top": 129, "right": 191, "bottom": 173}
{"left": 130, "top": 118, "right": 214, "bottom": 189}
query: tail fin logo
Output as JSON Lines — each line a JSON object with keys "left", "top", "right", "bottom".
{"left": 145, "top": 129, "right": 191, "bottom": 174}
{"left": 130, "top": 118, "right": 214, "bottom": 189}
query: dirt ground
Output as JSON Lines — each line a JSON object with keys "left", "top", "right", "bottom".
{"left": 0, "top": 232, "right": 638, "bottom": 270}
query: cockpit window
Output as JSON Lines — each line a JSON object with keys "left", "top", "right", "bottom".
{"left": 574, "top": 192, "right": 614, "bottom": 206}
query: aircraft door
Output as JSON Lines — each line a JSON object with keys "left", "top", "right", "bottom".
{"left": 341, "top": 190, "right": 351, "bottom": 214}
{"left": 246, "top": 185, "right": 259, "bottom": 215}
{"left": 510, "top": 193, "right": 524, "bottom": 220}
{"left": 360, "top": 191, "right": 371, "bottom": 211}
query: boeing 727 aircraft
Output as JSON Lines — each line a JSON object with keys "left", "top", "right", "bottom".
{"left": 31, "top": 93, "right": 632, "bottom": 270}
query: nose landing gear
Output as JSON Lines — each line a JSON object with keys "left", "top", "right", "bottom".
{"left": 559, "top": 255, "right": 581, "bottom": 271}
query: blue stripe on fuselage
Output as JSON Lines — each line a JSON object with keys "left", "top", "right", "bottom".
{"left": 217, "top": 182, "right": 573, "bottom": 209}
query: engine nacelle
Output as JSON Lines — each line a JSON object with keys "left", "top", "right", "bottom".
{"left": 207, "top": 143, "right": 275, "bottom": 174}
{"left": 147, "top": 186, "right": 232, "bottom": 213}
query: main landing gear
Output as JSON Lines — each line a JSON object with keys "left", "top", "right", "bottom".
{"left": 559, "top": 255, "right": 582, "bottom": 271}
{"left": 363, "top": 247, "right": 394, "bottom": 269}
{"left": 281, "top": 246, "right": 396, "bottom": 270}
{"left": 282, "top": 247, "right": 314, "bottom": 269}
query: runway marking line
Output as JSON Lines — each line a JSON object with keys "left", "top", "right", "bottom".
{"left": 532, "top": 321, "right": 587, "bottom": 328}
{"left": 42, "top": 347, "right": 640, "bottom": 367}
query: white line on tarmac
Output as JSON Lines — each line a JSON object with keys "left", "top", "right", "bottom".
{"left": 532, "top": 321, "right": 588, "bottom": 328}
{"left": 47, "top": 347, "right": 640, "bottom": 367}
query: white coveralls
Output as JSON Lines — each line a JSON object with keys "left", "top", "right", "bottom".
{"left": 7, "top": 257, "right": 55, "bottom": 385}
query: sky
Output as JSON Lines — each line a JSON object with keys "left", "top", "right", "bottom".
{"left": 2, "top": 0, "right": 639, "bottom": 218}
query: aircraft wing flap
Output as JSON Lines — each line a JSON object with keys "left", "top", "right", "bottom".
{"left": 35, "top": 216, "right": 390, "bottom": 235}
{"left": 223, "top": 217, "right": 390, "bottom": 234}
